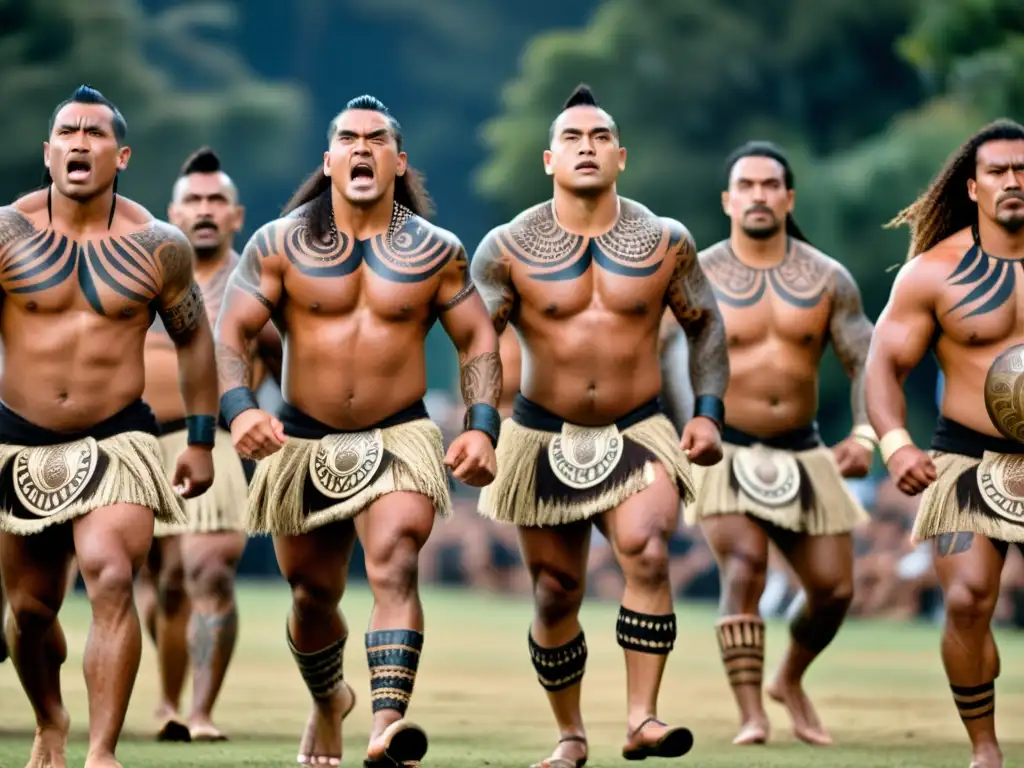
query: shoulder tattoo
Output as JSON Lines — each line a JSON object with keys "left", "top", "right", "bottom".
{"left": 701, "top": 240, "right": 830, "bottom": 309}
{"left": 133, "top": 225, "right": 206, "bottom": 343}
{"left": 944, "top": 240, "right": 1017, "bottom": 318}
{"left": 439, "top": 246, "right": 477, "bottom": 312}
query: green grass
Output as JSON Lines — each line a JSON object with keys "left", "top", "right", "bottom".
{"left": 2, "top": 583, "right": 1023, "bottom": 766}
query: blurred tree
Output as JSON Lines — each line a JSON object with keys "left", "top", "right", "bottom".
{"left": 0, "top": 0, "right": 309, "bottom": 217}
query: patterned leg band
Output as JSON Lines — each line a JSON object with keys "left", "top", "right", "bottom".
{"left": 716, "top": 614, "right": 765, "bottom": 688}
{"left": 528, "top": 630, "right": 587, "bottom": 692}
{"left": 366, "top": 629, "right": 423, "bottom": 715}
{"left": 616, "top": 607, "right": 676, "bottom": 655}
{"left": 951, "top": 681, "right": 995, "bottom": 722}
{"left": 287, "top": 629, "right": 345, "bottom": 701}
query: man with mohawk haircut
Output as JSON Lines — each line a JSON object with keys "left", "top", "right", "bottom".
{"left": 471, "top": 83, "right": 728, "bottom": 766}
{"left": 214, "top": 94, "right": 501, "bottom": 767}
{"left": 867, "top": 119, "right": 1024, "bottom": 768}
{"left": 0, "top": 85, "right": 218, "bottom": 768}
{"left": 135, "top": 146, "right": 282, "bottom": 744}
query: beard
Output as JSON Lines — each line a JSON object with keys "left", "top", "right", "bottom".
{"left": 740, "top": 220, "right": 781, "bottom": 240}
{"left": 996, "top": 212, "right": 1024, "bottom": 234}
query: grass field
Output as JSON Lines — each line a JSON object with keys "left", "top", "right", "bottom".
{"left": 1, "top": 583, "right": 1023, "bottom": 767}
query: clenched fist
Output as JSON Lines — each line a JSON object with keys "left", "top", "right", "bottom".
{"left": 172, "top": 446, "right": 214, "bottom": 498}
{"left": 832, "top": 436, "right": 873, "bottom": 478}
{"left": 231, "top": 408, "right": 287, "bottom": 460}
{"left": 445, "top": 430, "right": 497, "bottom": 487}
{"left": 681, "top": 416, "right": 723, "bottom": 467}
{"left": 886, "top": 445, "right": 937, "bottom": 496}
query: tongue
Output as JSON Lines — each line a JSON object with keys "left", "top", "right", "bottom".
{"left": 68, "top": 169, "right": 90, "bottom": 181}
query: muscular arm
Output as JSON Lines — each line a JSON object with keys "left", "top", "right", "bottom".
{"left": 828, "top": 264, "right": 874, "bottom": 426}
{"left": 468, "top": 227, "right": 518, "bottom": 335}
{"left": 151, "top": 225, "right": 218, "bottom": 417}
{"left": 437, "top": 244, "right": 502, "bottom": 408}
{"left": 665, "top": 225, "right": 729, "bottom": 401}
{"left": 213, "top": 224, "right": 285, "bottom": 394}
{"left": 254, "top": 322, "right": 284, "bottom": 386}
{"left": 864, "top": 261, "right": 937, "bottom": 438}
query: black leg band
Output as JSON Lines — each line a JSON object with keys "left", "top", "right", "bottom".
{"left": 716, "top": 614, "right": 765, "bottom": 688}
{"left": 790, "top": 601, "right": 847, "bottom": 655}
{"left": 951, "top": 681, "right": 995, "bottom": 722}
{"left": 616, "top": 607, "right": 676, "bottom": 655}
{"left": 366, "top": 629, "right": 423, "bottom": 715}
{"left": 287, "top": 629, "right": 345, "bottom": 701}
{"left": 528, "top": 629, "right": 587, "bottom": 692}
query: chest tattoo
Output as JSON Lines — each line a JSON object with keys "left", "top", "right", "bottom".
{"left": 701, "top": 240, "right": 830, "bottom": 309}
{"left": 945, "top": 237, "right": 1019, "bottom": 318}
{"left": 500, "top": 202, "right": 665, "bottom": 281}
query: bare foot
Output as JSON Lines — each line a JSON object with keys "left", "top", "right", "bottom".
{"left": 365, "top": 719, "right": 429, "bottom": 766}
{"left": 188, "top": 716, "right": 228, "bottom": 742}
{"left": 529, "top": 734, "right": 587, "bottom": 768}
{"left": 767, "top": 678, "right": 832, "bottom": 746}
{"left": 621, "top": 718, "right": 694, "bottom": 760}
{"left": 733, "top": 718, "right": 769, "bottom": 745}
{"left": 969, "top": 743, "right": 1003, "bottom": 768}
{"left": 24, "top": 709, "right": 70, "bottom": 768}
{"left": 296, "top": 681, "right": 355, "bottom": 766}
{"left": 83, "top": 754, "right": 122, "bottom": 768}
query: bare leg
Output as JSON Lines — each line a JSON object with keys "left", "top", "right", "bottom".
{"left": 274, "top": 521, "right": 358, "bottom": 766}
{"left": 517, "top": 520, "right": 591, "bottom": 768}
{"left": 0, "top": 525, "right": 74, "bottom": 768}
{"left": 355, "top": 492, "right": 435, "bottom": 766}
{"left": 766, "top": 532, "right": 854, "bottom": 746}
{"left": 601, "top": 465, "right": 694, "bottom": 760}
{"left": 932, "top": 532, "right": 1005, "bottom": 768}
{"left": 701, "top": 514, "right": 771, "bottom": 744}
{"left": 182, "top": 530, "right": 247, "bottom": 740}
{"left": 0, "top": 571, "right": 7, "bottom": 663}
{"left": 73, "top": 502, "right": 155, "bottom": 768}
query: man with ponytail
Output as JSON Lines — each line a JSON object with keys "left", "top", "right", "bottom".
{"left": 472, "top": 83, "right": 725, "bottom": 766}
{"left": 867, "top": 119, "right": 1024, "bottom": 768}
{"left": 677, "top": 141, "right": 874, "bottom": 747}
{"left": 214, "top": 94, "right": 501, "bottom": 767}
{"left": 0, "top": 85, "right": 219, "bottom": 768}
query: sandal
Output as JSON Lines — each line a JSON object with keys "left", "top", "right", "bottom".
{"left": 529, "top": 734, "right": 588, "bottom": 768}
{"left": 622, "top": 717, "right": 693, "bottom": 761}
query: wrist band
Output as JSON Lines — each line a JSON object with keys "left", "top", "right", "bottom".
{"left": 220, "top": 386, "right": 259, "bottom": 428}
{"left": 464, "top": 403, "right": 501, "bottom": 448}
{"left": 693, "top": 395, "right": 725, "bottom": 432}
{"left": 186, "top": 415, "right": 217, "bottom": 447}
{"left": 851, "top": 424, "right": 878, "bottom": 453}
{"left": 879, "top": 428, "right": 914, "bottom": 465}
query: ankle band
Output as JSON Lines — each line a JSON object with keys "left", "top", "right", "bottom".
{"left": 716, "top": 614, "right": 764, "bottom": 688}
{"left": 287, "top": 629, "right": 345, "bottom": 701}
{"left": 528, "top": 629, "right": 587, "bottom": 692}
{"left": 616, "top": 607, "right": 676, "bottom": 655}
{"left": 366, "top": 629, "right": 423, "bottom": 715}
{"left": 951, "top": 681, "right": 995, "bottom": 722}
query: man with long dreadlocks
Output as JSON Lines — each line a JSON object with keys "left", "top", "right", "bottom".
{"left": 0, "top": 85, "right": 217, "bottom": 768}
{"left": 866, "top": 118, "right": 1024, "bottom": 768}
{"left": 472, "top": 83, "right": 726, "bottom": 767}
{"left": 214, "top": 94, "right": 501, "bottom": 767}
{"left": 671, "top": 141, "right": 874, "bottom": 747}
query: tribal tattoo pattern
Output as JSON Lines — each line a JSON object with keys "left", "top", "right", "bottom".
{"left": 460, "top": 351, "right": 502, "bottom": 407}
{"left": 0, "top": 209, "right": 206, "bottom": 345}
{"left": 944, "top": 240, "right": 1020, "bottom": 319}
{"left": 700, "top": 240, "right": 831, "bottom": 309}
{"left": 828, "top": 264, "right": 874, "bottom": 425}
{"left": 151, "top": 254, "right": 235, "bottom": 343}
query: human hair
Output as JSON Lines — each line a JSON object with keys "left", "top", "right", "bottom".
{"left": 886, "top": 119, "right": 1024, "bottom": 260}
{"left": 548, "top": 83, "right": 619, "bottom": 143}
{"left": 179, "top": 146, "right": 221, "bottom": 176}
{"left": 724, "top": 140, "right": 810, "bottom": 243}
{"left": 281, "top": 95, "right": 434, "bottom": 241}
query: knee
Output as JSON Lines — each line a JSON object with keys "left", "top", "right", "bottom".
{"left": 945, "top": 580, "right": 996, "bottom": 632}
{"left": 186, "top": 561, "right": 236, "bottom": 610}
{"left": 621, "top": 537, "right": 671, "bottom": 591}
{"left": 533, "top": 567, "right": 584, "bottom": 627}
{"left": 156, "top": 561, "right": 187, "bottom": 614}
{"left": 807, "top": 577, "right": 854, "bottom": 613}
{"left": 80, "top": 557, "right": 135, "bottom": 615}
{"left": 366, "top": 535, "right": 420, "bottom": 602}
{"left": 721, "top": 550, "right": 768, "bottom": 605}
{"left": 290, "top": 577, "right": 342, "bottom": 621}
{"left": 8, "top": 590, "right": 60, "bottom": 635}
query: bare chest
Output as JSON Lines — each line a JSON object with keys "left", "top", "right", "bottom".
{"left": 937, "top": 253, "right": 1024, "bottom": 345}
{"left": 1, "top": 229, "right": 160, "bottom": 320}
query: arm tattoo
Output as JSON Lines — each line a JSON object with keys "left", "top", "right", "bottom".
{"left": 666, "top": 225, "right": 729, "bottom": 398}
{"left": 153, "top": 228, "right": 206, "bottom": 344}
{"left": 829, "top": 265, "right": 873, "bottom": 425}
{"left": 233, "top": 227, "right": 276, "bottom": 311}
{"left": 216, "top": 341, "right": 252, "bottom": 392}
{"left": 439, "top": 246, "right": 478, "bottom": 312}
{"left": 0, "top": 207, "right": 35, "bottom": 251}
{"left": 469, "top": 229, "right": 517, "bottom": 334}
{"left": 460, "top": 351, "right": 502, "bottom": 407}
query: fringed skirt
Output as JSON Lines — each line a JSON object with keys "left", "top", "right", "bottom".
{"left": 0, "top": 400, "right": 185, "bottom": 535}
{"left": 686, "top": 423, "right": 868, "bottom": 536}
{"left": 153, "top": 421, "right": 248, "bottom": 537}
{"left": 478, "top": 394, "right": 694, "bottom": 528}
{"left": 915, "top": 416, "right": 1024, "bottom": 545}
{"left": 246, "top": 400, "right": 452, "bottom": 536}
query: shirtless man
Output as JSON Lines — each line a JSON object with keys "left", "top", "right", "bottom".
{"left": 0, "top": 85, "right": 217, "bottom": 768}
{"left": 472, "top": 84, "right": 728, "bottom": 767}
{"left": 135, "top": 147, "right": 282, "bottom": 743}
{"left": 866, "top": 119, "right": 1024, "bottom": 768}
{"left": 677, "top": 141, "right": 874, "bottom": 747}
{"left": 497, "top": 329, "right": 522, "bottom": 417}
{"left": 214, "top": 94, "right": 501, "bottom": 767}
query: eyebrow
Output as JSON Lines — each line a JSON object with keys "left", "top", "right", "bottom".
{"left": 336, "top": 129, "right": 390, "bottom": 140}
{"left": 57, "top": 121, "right": 109, "bottom": 134}
{"left": 561, "top": 126, "right": 612, "bottom": 136}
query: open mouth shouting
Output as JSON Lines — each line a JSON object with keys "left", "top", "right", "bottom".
{"left": 66, "top": 157, "right": 92, "bottom": 183}
{"left": 350, "top": 163, "right": 375, "bottom": 189}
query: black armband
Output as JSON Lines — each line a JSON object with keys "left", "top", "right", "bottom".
{"left": 694, "top": 394, "right": 725, "bottom": 432}
{"left": 463, "top": 403, "right": 501, "bottom": 448}
{"left": 220, "top": 386, "right": 259, "bottom": 428}
{"left": 186, "top": 415, "right": 217, "bottom": 447}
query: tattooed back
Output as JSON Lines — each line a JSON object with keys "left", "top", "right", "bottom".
{"left": 699, "top": 238, "right": 868, "bottom": 435}
{"left": 472, "top": 198, "right": 705, "bottom": 425}
{"left": 879, "top": 226, "right": 1024, "bottom": 436}
{"left": 216, "top": 203, "right": 471, "bottom": 429}
{"left": 0, "top": 190, "right": 206, "bottom": 431}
